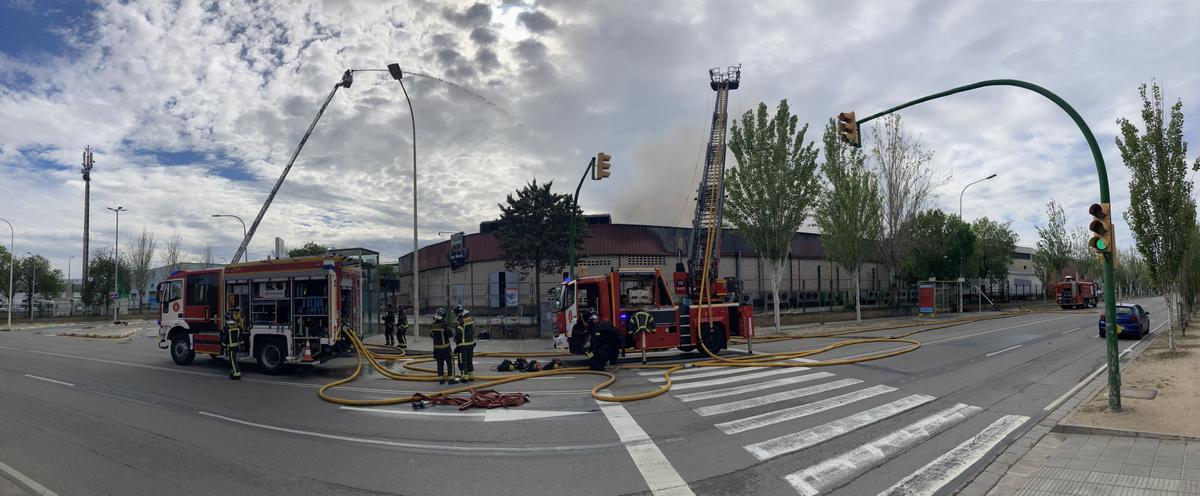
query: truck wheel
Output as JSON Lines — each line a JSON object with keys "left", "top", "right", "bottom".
{"left": 170, "top": 336, "right": 195, "bottom": 366}
{"left": 257, "top": 341, "right": 288, "bottom": 375}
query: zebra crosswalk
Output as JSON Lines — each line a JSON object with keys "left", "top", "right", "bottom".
{"left": 644, "top": 360, "right": 1030, "bottom": 495}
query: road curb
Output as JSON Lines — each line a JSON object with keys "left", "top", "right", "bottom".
{"left": 57, "top": 328, "right": 138, "bottom": 339}
{"left": 1049, "top": 422, "right": 1200, "bottom": 441}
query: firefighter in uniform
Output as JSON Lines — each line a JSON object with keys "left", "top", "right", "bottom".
{"left": 452, "top": 305, "right": 476, "bottom": 382}
{"left": 396, "top": 305, "right": 408, "bottom": 347}
{"left": 382, "top": 305, "right": 396, "bottom": 346}
{"left": 628, "top": 307, "right": 656, "bottom": 364}
{"left": 223, "top": 309, "right": 244, "bottom": 380}
{"left": 431, "top": 308, "right": 456, "bottom": 384}
{"left": 585, "top": 311, "right": 621, "bottom": 371}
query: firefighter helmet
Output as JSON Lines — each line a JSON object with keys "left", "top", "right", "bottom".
{"left": 434, "top": 307, "right": 446, "bottom": 320}
{"left": 452, "top": 304, "right": 464, "bottom": 315}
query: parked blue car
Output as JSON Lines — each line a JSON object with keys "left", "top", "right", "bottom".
{"left": 1098, "top": 303, "right": 1150, "bottom": 339}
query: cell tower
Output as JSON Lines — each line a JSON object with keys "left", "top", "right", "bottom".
{"left": 81, "top": 146, "right": 94, "bottom": 306}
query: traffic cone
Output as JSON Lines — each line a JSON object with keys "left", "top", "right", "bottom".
{"left": 302, "top": 341, "right": 313, "bottom": 362}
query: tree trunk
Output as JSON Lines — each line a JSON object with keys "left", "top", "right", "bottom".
{"left": 855, "top": 268, "right": 862, "bottom": 324}
{"left": 534, "top": 268, "right": 541, "bottom": 326}
{"left": 769, "top": 259, "right": 785, "bottom": 333}
{"left": 1168, "top": 288, "right": 1178, "bottom": 352}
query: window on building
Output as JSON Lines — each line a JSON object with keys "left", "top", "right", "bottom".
{"left": 625, "top": 256, "right": 666, "bottom": 267}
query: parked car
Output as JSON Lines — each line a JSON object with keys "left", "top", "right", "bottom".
{"left": 1098, "top": 303, "right": 1150, "bottom": 339}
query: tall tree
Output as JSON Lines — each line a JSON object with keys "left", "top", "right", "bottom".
{"left": 495, "top": 179, "right": 585, "bottom": 324}
{"left": 901, "top": 209, "right": 976, "bottom": 283}
{"left": 0, "top": 244, "right": 12, "bottom": 305}
{"left": 1117, "top": 81, "right": 1200, "bottom": 349}
{"left": 970, "top": 217, "right": 1019, "bottom": 285}
{"left": 1033, "top": 199, "right": 1073, "bottom": 286}
{"left": 1070, "top": 226, "right": 1102, "bottom": 280}
{"left": 814, "top": 119, "right": 882, "bottom": 324}
{"left": 200, "top": 244, "right": 215, "bottom": 264}
{"left": 84, "top": 248, "right": 131, "bottom": 314}
{"left": 161, "top": 232, "right": 184, "bottom": 272}
{"left": 288, "top": 242, "right": 332, "bottom": 257}
{"left": 726, "top": 100, "right": 821, "bottom": 331}
{"left": 14, "top": 254, "right": 64, "bottom": 317}
{"left": 868, "top": 114, "right": 943, "bottom": 303}
{"left": 126, "top": 227, "right": 157, "bottom": 311}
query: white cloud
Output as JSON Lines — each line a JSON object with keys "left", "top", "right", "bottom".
{"left": 1, "top": 0, "right": 1199, "bottom": 277}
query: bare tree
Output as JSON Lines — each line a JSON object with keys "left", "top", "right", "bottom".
{"left": 868, "top": 114, "right": 944, "bottom": 303}
{"left": 126, "top": 227, "right": 157, "bottom": 312}
{"left": 200, "top": 244, "right": 214, "bottom": 265}
{"left": 162, "top": 232, "right": 183, "bottom": 271}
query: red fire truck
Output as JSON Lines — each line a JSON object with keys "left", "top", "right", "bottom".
{"left": 553, "top": 66, "right": 753, "bottom": 357}
{"left": 1055, "top": 275, "right": 1098, "bottom": 310}
{"left": 156, "top": 256, "right": 362, "bottom": 374}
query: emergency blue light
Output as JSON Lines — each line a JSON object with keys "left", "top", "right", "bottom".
{"left": 620, "top": 313, "right": 628, "bottom": 320}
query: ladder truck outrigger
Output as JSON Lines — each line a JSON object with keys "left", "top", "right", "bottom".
{"left": 553, "top": 65, "right": 754, "bottom": 360}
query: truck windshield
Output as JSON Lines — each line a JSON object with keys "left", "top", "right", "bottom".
{"left": 557, "top": 281, "right": 575, "bottom": 310}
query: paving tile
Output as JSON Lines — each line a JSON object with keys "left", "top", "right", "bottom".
{"left": 1155, "top": 456, "right": 1184, "bottom": 468}
{"left": 1121, "top": 465, "right": 1153, "bottom": 476}
{"left": 1095, "top": 461, "right": 1128, "bottom": 473}
{"left": 1182, "top": 469, "right": 1200, "bottom": 481}
{"left": 1090, "top": 471, "right": 1121, "bottom": 484}
{"left": 1128, "top": 454, "right": 1157, "bottom": 465}
{"left": 1068, "top": 458, "right": 1098, "bottom": 470}
{"left": 1150, "top": 466, "right": 1182, "bottom": 479}
{"left": 1044, "top": 457, "right": 1070, "bottom": 468}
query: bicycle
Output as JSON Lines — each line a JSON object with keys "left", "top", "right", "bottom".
{"left": 493, "top": 317, "right": 521, "bottom": 339}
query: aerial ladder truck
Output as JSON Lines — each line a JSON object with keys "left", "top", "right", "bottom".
{"left": 553, "top": 66, "right": 753, "bottom": 359}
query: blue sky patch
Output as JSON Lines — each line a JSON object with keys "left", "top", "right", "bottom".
{"left": 0, "top": 1, "right": 94, "bottom": 61}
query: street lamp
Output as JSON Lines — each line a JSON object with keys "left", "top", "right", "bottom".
{"left": 68, "top": 255, "right": 74, "bottom": 317}
{"left": 26, "top": 252, "right": 34, "bottom": 322}
{"left": 211, "top": 214, "right": 247, "bottom": 249}
{"left": 108, "top": 206, "right": 126, "bottom": 323}
{"left": 958, "top": 173, "right": 998, "bottom": 314}
{"left": 0, "top": 217, "right": 12, "bottom": 330}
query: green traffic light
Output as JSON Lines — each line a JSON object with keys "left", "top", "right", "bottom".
{"left": 1095, "top": 238, "right": 1107, "bottom": 250}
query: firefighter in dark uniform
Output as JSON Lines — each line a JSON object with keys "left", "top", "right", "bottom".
{"left": 431, "top": 308, "right": 456, "bottom": 384}
{"left": 396, "top": 305, "right": 408, "bottom": 347}
{"left": 223, "top": 309, "right": 244, "bottom": 380}
{"left": 452, "top": 305, "right": 476, "bottom": 382}
{"left": 586, "top": 311, "right": 622, "bottom": 371}
{"left": 382, "top": 305, "right": 396, "bottom": 346}
{"left": 628, "top": 307, "right": 656, "bottom": 364}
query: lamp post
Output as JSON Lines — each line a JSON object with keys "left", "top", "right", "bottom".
{"left": 381, "top": 63, "right": 420, "bottom": 339}
{"left": 211, "top": 214, "right": 247, "bottom": 242}
{"left": 958, "top": 173, "right": 997, "bottom": 314}
{"left": 108, "top": 206, "right": 126, "bottom": 323}
{"left": 67, "top": 255, "right": 74, "bottom": 316}
{"left": 0, "top": 217, "right": 12, "bottom": 330}
{"left": 26, "top": 252, "right": 34, "bottom": 322}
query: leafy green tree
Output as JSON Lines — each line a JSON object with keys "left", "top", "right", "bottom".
{"left": 727, "top": 100, "right": 821, "bottom": 332}
{"left": 1033, "top": 199, "right": 1073, "bottom": 286}
{"left": 378, "top": 264, "right": 399, "bottom": 280}
{"left": 814, "top": 119, "right": 882, "bottom": 324}
{"left": 288, "top": 242, "right": 332, "bottom": 257}
{"left": 495, "top": 179, "right": 585, "bottom": 324}
{"left": 84, "top": 248, "right": 131, "bottom": 314}
{"left": 1116, "top": 81, "right": 1199, "bottom": 349}
{"left": 1070, "top": 226, "right": 1102, "bottom": 281}
{"left": 15, "top": 254, "right": 64, "bottom": 317}
{"left": 969, "top": 218, "right": 1019, "bottom": 284}
{"left": 0, "top": 244, "right": 13, "bottom": 305}
{"left": 901, "top": 209, "right": 976, "bottom": 283}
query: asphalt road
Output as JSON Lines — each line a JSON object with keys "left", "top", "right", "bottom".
{"left": 0, "top": 296, "right": 1166, "bottom": 496}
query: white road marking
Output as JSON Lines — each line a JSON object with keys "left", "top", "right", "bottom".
{"left": 0, "top": 458, "right": 58, "bottom": 496}
{"left": 784, "top": 403, "right": 982, "bottom": 496}
{"left": 197, "top": 411, "right": 624, "bottom": 453}
{"left": 1042, "top": 320, "right": 1166, "bottom": 411}
{"left": 717, "top": 385, "right": 898, "bottom": 435}
{"left": 743, "top": 394, "right": 936, "bottom": 461}
{"left": 23, "top": 374, "right": 74, "bottom": 387}
{"left": 877, "top": 414, "right": 1029, "bottom": 496}
{"left": 1061, "top": 327, "right": 1083, "bottom": 334}
{"left": 339, "top": 406, "right": 591, "bottom": 421}
{"left": 638, "top": 366, "right": 728, "bottom": 377}
{"left": 668, "top": 367, "right": 810, "bottom": 391}
{"left": 695, "top": 379, "right": 863, "bottom": 417}
{"left": 649, "top": 366, "right": 763, "bottom": 382}
{"left": 597, "top": 395, "right": 696, "bottom": 496}
{"left": 673, "top": 372, "right": 837, "bottom": 403}
{"left": 984, "top": 345, "right": 1022, "bottom": 357}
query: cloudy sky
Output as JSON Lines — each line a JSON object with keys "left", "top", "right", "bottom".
{"left": 1, "top": 0, "right": 1198, "bottom": 276}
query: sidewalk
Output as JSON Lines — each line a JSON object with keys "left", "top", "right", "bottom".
{"left": 963, "top": 321, "right": 1200, "bottom": 496}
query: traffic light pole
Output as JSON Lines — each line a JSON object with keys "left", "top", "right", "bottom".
{"left": 568, "top": 157, "right": 596, "bottom": 279}
{"left": 852, "top": 79, "right": 1121, "bottom": 411}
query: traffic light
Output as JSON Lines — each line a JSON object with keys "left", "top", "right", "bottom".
{"left": 593, "top": 152, "right": 612, "bottom": 180}
{"left": 1088, "top": 202, "right": 1114, "bottom": 254}
{"left": 837, "top": 111, "right": 860, "bottom": 148}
